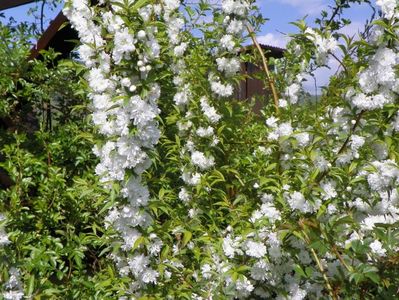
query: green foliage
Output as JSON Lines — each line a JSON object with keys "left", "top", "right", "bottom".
{"left": 0, "top": 22, "right": 124, "bottom": 298}
{"left": 1, "top": 1, "right": 399, "bottom": 299}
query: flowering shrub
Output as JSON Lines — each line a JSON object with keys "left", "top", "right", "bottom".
{"left": 2, "top": 0, "right": 399, "bottom": 299}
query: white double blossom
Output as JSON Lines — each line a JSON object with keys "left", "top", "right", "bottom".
{"left": 64, "top": 0, "right": 164, "bottom": 288}
{"left": 62, "top": 0, "right": 399, "bottom": 298}
{"left": 0, "top": 215, "right": 24, "bottom": 300}
{"left": 305, "top": 28, "right": 338, "bottom": 65}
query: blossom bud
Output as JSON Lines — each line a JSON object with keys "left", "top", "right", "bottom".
{"left": 137, "top": 30, "right": 146, "bottom": 39}
{"left": 121, "top": 78, "right": 131, "bottom": 87}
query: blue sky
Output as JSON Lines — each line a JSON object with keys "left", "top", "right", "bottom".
{"left": 1, "top": 2, "right": 60, "bottom": 28}
{"left": 255, "top": 0, "right": 375, "bottom": 91}
{"left": 256, "top": 0, "right": 373, "bottom": 47}
{"left": 2, "top": 0, "right": 375, "bottom": 90}
{"left": 2, "top": 0, "right": 374, "bottom": 39}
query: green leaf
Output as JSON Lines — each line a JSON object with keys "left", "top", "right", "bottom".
{"left": 182, "top": 231, "right": 193, "bottom": 247}
{"left": 27, "top": 274, "right": 35, "bottom": 296}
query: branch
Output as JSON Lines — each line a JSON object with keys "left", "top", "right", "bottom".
{"left": 40, "top": 0, "right": 46, "bottom": 34}
{"left": 246, "top": 24, "right": 280, "bottom": 115}
{"left": 300, "top": 221, "right": 337, "bottom": 300}
{"left": 315, "top": 109, "right": 365, "bottom": 185}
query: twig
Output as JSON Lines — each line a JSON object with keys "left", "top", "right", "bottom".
{"left": 40, "top": 0, "right": 46, "bottom": 34}
{"left": 330, "top": 52, "right": 347, "bottom": 74}
{"left": 300, "top": 222, "right": 337, "bottom": 300}
{"left": 246, "top": 24, "right": 280, "bottom": 115}
{"left": 332, "top": 245, "right": 353, "bottom": 272}
{"left": 315, "top": 109, "right": 365, "bottom": 184}
{"left": 331, "top": 109, "right": 365, "bottom": 164}
{"left": 324, "top": 0, "right": 346, "bottom": 29}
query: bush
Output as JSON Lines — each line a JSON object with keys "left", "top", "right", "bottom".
{"left": 1, "top": 0, "right": 399, "bottom": 299}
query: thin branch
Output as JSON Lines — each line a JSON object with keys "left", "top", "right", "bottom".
{"left": 300, "top": 223, "right": 337, "bottom": 300}
{"left": 246, "top": 24, "right": 280, "bottom": 115}
{"left": 330, "top": 52, "right": 348, "bottom": 74}
{"left": 40, "top": 0, "right": 46, "bottom": 34}
{"left": 331, "top": 109, "right": 365, "bottom": 164}
{"left": 315, "top": 109, "right": 365, "bottom": 185}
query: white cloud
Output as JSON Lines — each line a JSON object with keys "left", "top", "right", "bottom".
{"left": 270, "top": 0, "right": 327, "bottom": 15}
{"left": 257, "top": 32, "right": 290, "bottom": 48}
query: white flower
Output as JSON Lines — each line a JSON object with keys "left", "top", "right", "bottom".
{"left": 88, "top": 68, "right": 113, "bottom": 93}
{"left": 210, "top": 80, "right": 233, "bottom": 97}
{"left": 279, "top": 99, "right": 288, "bottom": 108}
{"left": 220, "top": 34, "right": 236, "bottom": 51}
{"left": 351, "top": 93, "right": 390, "bottom": 110}
{"left": 163, "top": 0, "right": 180, "bottom": 11}
{"left": 261, "top": 193, "right": 274, "bottom": 203}
{"left": 305, "top": 28, "right": 338, "bottom": 65}
{"left": 188, "top": 208, "right": 200, "bottom": 218}
{"left": 266, "top": 116, "right": 278, "bottom": 128}
{"left": 216, "top": 57, "right": 241, "bottom": 76}
{"left": 286, "top": 191, "right": 314, "bottom": 213}
{"left": 178, "top": 188, "right": 191, "bottom": 203}
{"left": 260, "top": 203, "right": 281, "bottom": 222}
{"left": 392, "top": 112, "right": 399, "bottom": 132}
{"left": 246, "top": 241, "right": 267, "bottom": 258}
{"left": 295, "top": 132, "right": 310, "bottom": 147}
{"left": 269, "top": 122, "right": 293, "bottom": 140}
{"left": 3, "top": 291, "right": 24, "bottom": 300}
{"left": 182, "top": 172, "right": 202, "bottom": 186}
{"left": 369, "top": 240, "right": 386, "bottom": 257}
{"left": 367, "top": 160, "right": 399, "bottom": 192}
{"left": 200, "top": 97, "right": 221, "bottom": 123}
{"left": 235, "top": 276, "right": 254, "bottom": 297}
{"left": 113, "top": 27, "right": 136, "bottom": 64}
{"left": 121, "top": 176, "right": 150, "bottom": 207}
{"left": 376, "top": 0, "right": 397, "bottom": 19}
{"left": 196, "top": 126, "right": 214, "bottom": 138}
{"left": 0, "top": 215, "right": 10, "bottom": 247}
{"left": 223, "top": 235, "right": 240, "bottom": 258}
{"left": 285, "top": 83, "right": 301, "bottom": 104}
{"left": 138, "top": 5, "right": 152, "bottom": 21}
{"left": 251, "top": 260, "right": 270, "bottom": 281}
{"left": 222, "top": 0, "right": 250, "bottom": 16}
{"left": 173, "top": 85, "right": 191, "bottom": 106}
{"left": 177, "top": 120, "right": 193, "bottom": 132}
{"left": 361, "top": 214, "right": 397, "bottom": 231}
{"left": 314, "top": 155, "right": 329, "bottom": 172}
{"left": 191, "top": 151, "right": 215, "bottom": 170}
{"left": 141, "top": 268, "right": 159, "bottom": 283}
{"left": 227, "top": 19, "right": 244, "bottom": 34}
{"left": 351, "top": 135, "right": 365, "bottom": 151}
{"left": 320, "top": 180, "right": 337, "bottom": 200}
{"left": 174, "top": 42, "right": 188, "bottom": 57}
{"left": 201, "top": 264, "right": 212, "bottom": 279}
{"left": 128, "top": 254, "right": 149, "bottom": 276}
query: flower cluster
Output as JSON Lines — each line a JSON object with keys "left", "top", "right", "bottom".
{"left": 62, "top": 0, "right": 399, "bottom": 298}
{"left": 347, "top": 47, "right": 399, "bottom": 110}
{"left": 304, "top": 28, "right": 338, "bottom": 66}
{"left": 64, "top": 0, "right": 164, "bottom": 290}
{"left": 0, "top": 215, "right": 23, "bottom": 300}
{"left": 2, "top": 268, "right": 24, "bottom": 300}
